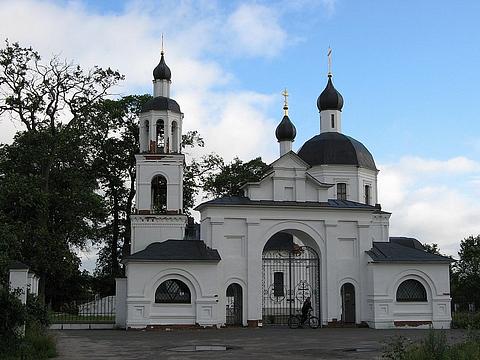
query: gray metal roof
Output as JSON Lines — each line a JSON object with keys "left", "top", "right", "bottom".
{"left": 275, "top": 115, "right": 296, "bottom": 142}
{"left": 366, "top": 238, "right": 452, "bottom": 263}
{"left": 141, "top": 96, "right": 181, "bottom": 113}
{"left": 317, "top": 75, "right": 344, "bottom": 111}
{"left": 297, "top": 132, "right": 377, "bottom": 171}
{"left": 124, "top": 240, "right": 220, "bottom": 262}
{"left": 196, "top": 196, "right": 377, "bottom": 210}
{"left": 153, "top": 52, "right": 171, "bottom": 81}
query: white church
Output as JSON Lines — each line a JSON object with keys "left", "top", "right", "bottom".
{"left": 115, "top": 50, "right": 453, "bottom": 330}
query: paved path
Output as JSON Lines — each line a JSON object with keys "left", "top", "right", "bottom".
{"left": 54, "top": 327, "right": 465, "bottom": 360}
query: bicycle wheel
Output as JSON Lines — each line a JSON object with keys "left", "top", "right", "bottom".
{"left": 308, "top": 316, "right": 319, "bottom": 329}
{"left": 288, "top": 315, "right": 301, "bottom": 329}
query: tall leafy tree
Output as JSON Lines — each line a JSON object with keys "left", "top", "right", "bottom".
{"left": 0, "top": 40, "right": 122, "bottom": 300}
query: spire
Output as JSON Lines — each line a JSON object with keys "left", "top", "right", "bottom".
{"left": 153, "top": 35, "right": 171, "bottom": 81}
{"left": 276, "top": 89, "right": 296, "bottom": 151}
{"left": 317, "top": 48, "right": 343, "bottom": 112}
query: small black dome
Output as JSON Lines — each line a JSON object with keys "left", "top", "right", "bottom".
{"left": 317, "top": 75, "right": 343, "bottom": 111}
{"left": 153, "top": 52, "right": 171, "bottom": 81}
{"left": 141, "top": 96, "right": 181, "bottom": 113}
{"left": 275, "top": 115, "right": 296, "bottom": 142}
{"left": 297, "top": 132, "right": 377, "bottom": 171}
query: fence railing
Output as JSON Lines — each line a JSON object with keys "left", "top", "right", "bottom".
{"left": 50, "top": 295, "right": 115, "bottom": 325}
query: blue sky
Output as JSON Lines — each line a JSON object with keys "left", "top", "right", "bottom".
{"left": 1, "top": 0, "right": 479, "bottom": 267}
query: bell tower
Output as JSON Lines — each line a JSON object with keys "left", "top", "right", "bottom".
{"left": 131, "top": 48, "right": 187, "bottom": 253}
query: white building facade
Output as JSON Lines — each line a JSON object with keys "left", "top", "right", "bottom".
{"left": 117, "top": 53, "right": 452, "bottom": 330}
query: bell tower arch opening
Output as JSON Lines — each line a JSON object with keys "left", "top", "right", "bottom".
{"left": 151, "top": 175, "right": 167, "bottom": 213}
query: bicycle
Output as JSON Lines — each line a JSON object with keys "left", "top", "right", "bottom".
{"left": 288, "top": 309, "right": 319, "bottom": 329}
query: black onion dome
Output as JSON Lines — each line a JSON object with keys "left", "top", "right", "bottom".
{"left": 297, "top": 132, "right": 377, "bottom": 171}
{"left": 317, "top": 75, "right": 343, "bottom": 111}
{"left": 153, "top": 52, "right": 171, "bottom": 81}
{"left": 141, "top": 96, "right": 181, "bottom": 113}
{"left": 275, "top": 115, "right": 296, "bottom": 142}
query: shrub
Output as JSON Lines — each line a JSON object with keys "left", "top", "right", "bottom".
{"left": 383, "top": 328, "right": 480, "bottom": 360}
{"left": 0, "top": 287, "right": 26, "bottom": 339}
{"left": 452, "top": 312, "right": 480, "bottom": 329}
{"left": 26, "top": 293, "right": 50, "bottom": 328}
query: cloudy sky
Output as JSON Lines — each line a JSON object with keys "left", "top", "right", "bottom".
{"left": 1, "top": 0, "right": 479, "bottom": 269}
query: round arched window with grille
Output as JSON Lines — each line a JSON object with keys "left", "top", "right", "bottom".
{"left": 155, "top": 279, "right": 191, "bottom": 304}
{"left": 396, "top": 279, "right": 427, "bottom": 302}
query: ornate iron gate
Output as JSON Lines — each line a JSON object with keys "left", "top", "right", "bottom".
{"left": 262, "top": 245, "right": 320, "bottom": 326}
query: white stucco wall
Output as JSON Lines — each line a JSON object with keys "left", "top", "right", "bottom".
{"left": 125, "top": 262, "right": 221, "bottom": 328}
{"left": 367, "top": 263, "right": 451, "bottom": 329}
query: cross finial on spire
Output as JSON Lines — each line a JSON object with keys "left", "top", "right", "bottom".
{"left": 282, "top": 88, "right": 289, "bottom": 116}
{"left": 161, "top": 33, "right": 164, "bottom": 55}
{"left": 327, "top": 46, "right": 332, "bottom": 77}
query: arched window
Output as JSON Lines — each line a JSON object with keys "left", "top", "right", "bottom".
{"left": 156, "top": 119, "right": 165, "bottom": 153}
{"left": 396, "top": 279, "right": 427, "bottom": 302}
{"left": 171, "top": 121, "right": 178, "bottom": 153}
{"left": 155, "top": 279, "right": 191, "bottom": 303}
{"left": 331, "top": 114, "right": 335, "bottom": 128}
{"left": 151, "top": 175, "right": 167, "bottom": 213}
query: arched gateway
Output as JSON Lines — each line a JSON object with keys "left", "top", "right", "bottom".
{"left": 262, "top": 232, "right": 321, "bottom": 326}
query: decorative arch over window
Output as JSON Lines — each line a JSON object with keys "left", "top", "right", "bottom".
{"left": 151, "top": 175, "right": 167, "bottom": 213}
{"left": 156, "top": 119, "right": 165, "bottom": 153}
{"left": 155, "top": 279, "right": 191, "bottom": 303}
{"left": 396, "top": 279, "right": 427, "bottom": 302}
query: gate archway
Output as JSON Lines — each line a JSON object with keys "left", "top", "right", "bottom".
{"left": 226, "top": 283, "right": 243, "bottom": 326}
{"left": 262, "top": 232, "right": 320, "bottom": 326}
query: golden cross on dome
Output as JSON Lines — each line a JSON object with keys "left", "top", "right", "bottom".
{"left": 282, "top": 88, "right": 289, "bottom": 116}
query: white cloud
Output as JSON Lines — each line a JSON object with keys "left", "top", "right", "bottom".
{"left": 225, "top": 3, "right": 287, "bottom": 58}
{"left": 379, "top": 156, "right": 480, "bottom": 258}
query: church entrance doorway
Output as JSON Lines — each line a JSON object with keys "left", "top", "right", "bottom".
{"left": 341, "top": 283, "right": 356, "bottom": 324}
{"left": 226, "top": 283, "right": 243, "bottom": 326}
{"left": 262, "top": 232, "right": 320, "bottom": 326}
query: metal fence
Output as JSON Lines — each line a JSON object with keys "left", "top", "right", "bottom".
{"left": 50, "top": 295, "right": 115, "bottom": 328}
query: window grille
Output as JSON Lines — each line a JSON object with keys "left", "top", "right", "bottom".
{"left": 155, "top": 279, "right": 191, "bottom": 303}
{"left": 337, "top": 183, "right": 347, "bottom": 200}
{"left": 396, "top": 279, "right": 427, "bottom": 302}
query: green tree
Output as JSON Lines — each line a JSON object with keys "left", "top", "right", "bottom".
{"left": 452, "top": 235, "right": 480, "bottom": 307}
{"left": 423, "top": 243, "right": 441, "bottom": 255}
{"left": 0, "top": 40, "right": 122, "bottom": 300}
{"left": 202, "top": 157, "right": 268, "bottom": 198}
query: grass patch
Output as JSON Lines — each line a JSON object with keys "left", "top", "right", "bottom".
{"left": 452, "top": 312, "right": 480, "bottom": 329}
{"left": 49, "top": 312, "right": 114, "bottom": 323}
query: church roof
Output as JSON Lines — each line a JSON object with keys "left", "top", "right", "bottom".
{"left": 141, "top": 96, "right": 181, "bottom": 113}
{"left": 366, "top": 238, "right": 453, "bottom": 263}
{"left": 8, "top": 260, "right": 29, "bottom": 270}
{"left": 123, "top": 240, "right": 220, "bottom": 263}
{"left": 297, "top": 132, "right": 377, "bottom": 171}
{"left": 195, "top": 196, "right": 378, "bottom": 211}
